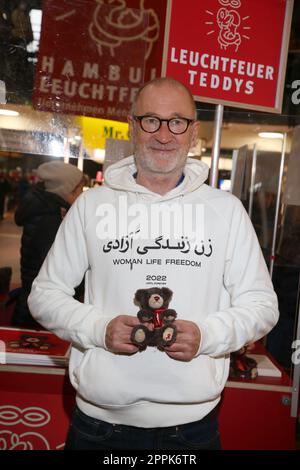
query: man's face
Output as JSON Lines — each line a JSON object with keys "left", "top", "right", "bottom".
{"left": 128, "top": 84, "right": 199, "bottom": 176}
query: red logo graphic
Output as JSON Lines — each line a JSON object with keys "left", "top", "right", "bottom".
{"left": 89, "top": 0, "right": 159, "bottom": 59}
{"left": 205, "top": 0, "right": 250, "bottom": 52}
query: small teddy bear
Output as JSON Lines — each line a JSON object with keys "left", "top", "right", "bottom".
{"left": 229, "top": 345, "right": 258, "bottom": 380}
{"left": 131, "top": 287, "right": 177, "bottom": 350}
{"left": 8, "top": 334, "right": 52, "bottom": 350}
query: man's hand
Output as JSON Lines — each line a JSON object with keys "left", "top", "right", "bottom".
{"left": 105, "top": 315, "right": 141, "bottom": 354}
{"left": 164, "top": 320, "right": 201, "bottom": 361}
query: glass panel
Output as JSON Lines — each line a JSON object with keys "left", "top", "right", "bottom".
{"left": 266, "top": 127, "right": 300, "bottom": 371}
{"left": 231, "top": 144, "right": 253, "bottom": 210}
{"left": 0, "top": 0, "right": 151, "bottom": 333}
{"left": 250, "top": 147, "right": 282, "bottom": 263}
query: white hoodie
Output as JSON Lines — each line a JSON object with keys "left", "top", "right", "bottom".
{"left": 28, "top": 156, "right": 278, "bottom": 427}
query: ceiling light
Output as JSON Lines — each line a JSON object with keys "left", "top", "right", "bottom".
{"left": 94, "top": 148, "right": 105, "bottom": 163}
{"left": 49, "top": 139, "right": 64, "bottom": 156}
{"left": 258, "top": 132, "right": 284, "bottom": 139}
{"left": 0, "top": 109, "right": 19, "bottom": 116}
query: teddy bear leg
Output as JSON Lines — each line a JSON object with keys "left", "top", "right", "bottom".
{"left": 131, "top": 324, "right": 150, "bottom": 349}
{"left": 159, "top": 325, "right": 177, "bottom": 347}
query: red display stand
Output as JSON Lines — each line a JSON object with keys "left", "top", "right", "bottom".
{"left": 0, "top": 365, "right": 75, "bottom": 450}
{"left": 218, "top": 344, "right": 296, "bottom": 450}
{"left": 219, "top": 374, "right": 295, "bottom": 450}
{"left": 0, "top": 350, "right": 296, "bottom": 450}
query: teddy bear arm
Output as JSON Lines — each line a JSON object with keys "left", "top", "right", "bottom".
{"left": 137, "top": 309, "right": 153, "bottom": 323}
{"left": 162, "top": 309, "right": 177, "bottom": 323}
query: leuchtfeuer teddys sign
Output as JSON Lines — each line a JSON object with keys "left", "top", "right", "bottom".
{"left": 162, "top": 0, "right": 294, "bottom": 113}
{"left": 33, "top": 0, "right": 167, "bottom": 121}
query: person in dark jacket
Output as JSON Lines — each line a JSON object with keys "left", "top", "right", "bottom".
{"left": 12, "top": 161, "right": 84, "bottom": 328}
{"left": 0, "top": 173, "right": 11, "bottom": 220}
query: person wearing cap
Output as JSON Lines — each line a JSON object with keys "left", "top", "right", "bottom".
{"left": 12, "top": 161, "right": 84, "bottom": 328}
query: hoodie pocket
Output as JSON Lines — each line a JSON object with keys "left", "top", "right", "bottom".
{"left": 73, "top": 348, "right": 92, "bottom": 388}
{"left": 74, "top": 347, "right": 226, "bottom": 408}
{"left": 212, "top": 355, "right": 228, "bottom": 387}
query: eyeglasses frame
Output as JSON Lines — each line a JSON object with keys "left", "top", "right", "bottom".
{"left": 132, "top": 115, "right": 196, "bottom": 135}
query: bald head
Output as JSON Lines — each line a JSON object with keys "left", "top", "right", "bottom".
{"left": 132, "top": 77, "right": 197, "bottom": 119}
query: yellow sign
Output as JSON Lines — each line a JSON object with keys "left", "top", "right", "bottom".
{"left": 76, "top": 116, "right": 129, "bottom": 156}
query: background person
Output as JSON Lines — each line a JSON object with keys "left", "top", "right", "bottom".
{"left": 0, "top": 172, "right": 11, "bottom": 220}
{"left": 11, "top": 0, "right": 33, "bottom": 46}
{"left": 28, "top": 78, "right": 278, "bottom": 450}
{"left": 12, "top": 161, "right": 84, "bottom": 328}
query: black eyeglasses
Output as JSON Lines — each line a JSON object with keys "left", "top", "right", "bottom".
{"left": 133, "top": 115, "right": 195, "bottom": 135}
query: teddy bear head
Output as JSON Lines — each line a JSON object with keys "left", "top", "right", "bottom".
{"left": 134, "top": 287, "right": 173, "bottom": 310}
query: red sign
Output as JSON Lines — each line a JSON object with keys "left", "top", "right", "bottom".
{"left": 162, "top": 0, "right": 294, "bottom": 112}
{"left": 33, "top": 0, "right": 167, "bottom": 121}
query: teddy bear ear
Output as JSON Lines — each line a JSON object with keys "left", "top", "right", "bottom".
{"left": 134, "top": 289, "right": 146, "bottom": 305}
{"left": 161, "top": 287, "right": 173, "bottom": 301}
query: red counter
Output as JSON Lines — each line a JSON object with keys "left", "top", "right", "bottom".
{"left": 219, "top": 373, "right": 295, "bottom": 449}
{"left": 0, "top": 365, "right": 75, "bottom": 450}
{"left": 0, "top": 358, "right": 296, "bottom": 450}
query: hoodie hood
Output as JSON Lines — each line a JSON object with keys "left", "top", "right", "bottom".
{"left": 104, "top": 155, "right": 209, "bottom": 200}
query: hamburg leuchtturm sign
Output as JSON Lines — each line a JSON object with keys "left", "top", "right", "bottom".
{"left": 33, "top": 0, "right": 168, "bottom": 121}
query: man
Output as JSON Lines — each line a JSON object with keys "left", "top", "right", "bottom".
{"left": 28, "top": 78, "right": 279, "bottom": 450}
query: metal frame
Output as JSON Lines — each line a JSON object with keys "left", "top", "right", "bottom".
{"left": 269, "top": 134, "right": 287, "bottom": 279}
{"left": 209, "top": 104, "right": 223, "bottom": 188}
{"left": 248, "top": 144, "right": 257, "bottom": 220}
{"left": 291, "top": 285, "right": 300, "bottom": 417}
